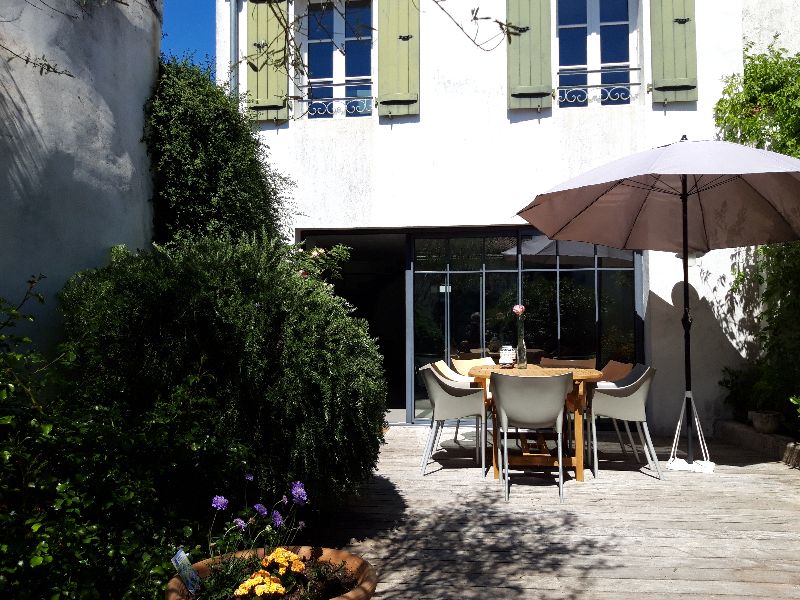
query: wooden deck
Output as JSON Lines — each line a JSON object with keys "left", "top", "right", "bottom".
{"left": 315, "top": 426, "right": 800, "bottom": 599}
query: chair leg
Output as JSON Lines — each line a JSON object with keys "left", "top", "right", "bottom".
{"left": 503, "top": 427, "right": 510, "bottom": 502}
{"left": 591, "top": 411, "right": 599, "bottom": 478}
{"left": 475, "top": 416, "right": 480, "bottom": 463}
{"left": 641, "top": 422, "right": 663, "bottom": 480}
{"left": 434, "top": 420, "right": 444, "bottom": 455}
{"left": 611, "top": 419, "right": 628, "bottom": 456}
{"left": 557, "top": 431, "right": 564, "bottom": 503}
{"left": 480, "top": 414, "right": 486, "bottom": 475}
{"left": 624, "top": 421, "right": 641, "bottom": 463}
{"left": 420, "top": 421, "right": 438, "bottom": 475}
{"left": 420, "top": 420, "right": 434, "bottom": 468}
{"left": 635, "top": 422, "right": 655, "bottom": 472}
{"left": 454, "top": 419, "right": 460, "bottom": 441}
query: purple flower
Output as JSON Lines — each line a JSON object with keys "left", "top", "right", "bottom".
{"left": 291, "top": 481, "right": 308, "bottom": 506}
{"left": 233, "top": 518, "right": 247, "bottom": 531}
{"left": 211, "top": 495, "right": 229, "bottom": 511}
{"left": 272, "top": 510, "right": 284, "bottom": 528}
{"left": 253, "top": 503, "right": 268, "bottom": 517}
{"left": 281, "top": 495, "right": 288, "bottom": 505}
{"left": 245, "top": 473, "right": 254, "bottom": 482}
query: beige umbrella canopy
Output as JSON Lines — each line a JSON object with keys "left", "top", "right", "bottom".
{"left": 517, "top": 138, "right": 800, "bottom": 470}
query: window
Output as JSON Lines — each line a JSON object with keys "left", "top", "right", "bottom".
{"left": 306, "top": 1, "right": 373, "bottom": 119}
{"left": 557, "top": 0, "right": 639, "bottom": 107}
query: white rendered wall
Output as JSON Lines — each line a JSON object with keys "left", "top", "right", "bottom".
{"left": 216, "top": 0, "right": 799, "bottom": 433}
{"left": 1, "top": 1, "right": 160, "bottom": 348}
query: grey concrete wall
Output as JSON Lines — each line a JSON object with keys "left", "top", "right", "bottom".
{"left": 1, "top": 1, "right": 161, "bottom": 349}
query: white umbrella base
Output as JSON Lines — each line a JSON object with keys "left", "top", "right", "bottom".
{"left": 667, "top": 392, "right": 715, "bottom": 473}
{"left": 666, "top": 457, "right": 716, "bottom": 473}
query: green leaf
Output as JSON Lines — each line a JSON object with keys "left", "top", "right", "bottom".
{"left": 30, "top": 555, "right": 44, "bottom": 567}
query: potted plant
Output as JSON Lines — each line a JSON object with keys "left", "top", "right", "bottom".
{"left": 165, "top": 481, "right": 377, "bottom": 599}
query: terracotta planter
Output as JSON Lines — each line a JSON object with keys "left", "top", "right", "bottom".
{"left": 751, "top": 411, "right": 781, "bottom": 434}
{"left": 165, "top": 546, "right": 377, "bottom": 600}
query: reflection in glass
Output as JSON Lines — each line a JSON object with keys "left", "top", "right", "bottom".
{"left": 415, "top": 238, "right": 447, "bottom": 271}
{"left": 485, "top": 236, "right": 518, "bottom": 270}
{"left": 599, "top": 270, "right": 635, "bottom": 364}
{"left": 558, "top": 240, "right": 595, "bottom": 267}
{"left": 413, "top": 273, "right": 445, "bottom": 419}
{"left": 449, "top": 238, "right": 483, "bottom": 271}
{"left": 485, "top": 273, "right": 518, "bottom": 354}
{"left": 450, "top": 274, "right": 481, "bottom": 358}
{"left": 598, "top": 246, "right": 634, "bottom": 267}
{"left": 520, "top": 235, "right": 558, "bottom": 268}
{"left": 558, "top": 271, "right": 596, "bottom": 358}
{"left": 522, "top": 272, "right": 559, "bottom": 356}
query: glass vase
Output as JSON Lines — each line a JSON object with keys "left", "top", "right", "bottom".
{"left": 516, "top": 316, "right": 527, "bottom": 368}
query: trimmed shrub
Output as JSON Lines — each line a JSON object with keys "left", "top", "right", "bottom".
{"left": 143, "top": 58, "right": 292, "bottom": 242}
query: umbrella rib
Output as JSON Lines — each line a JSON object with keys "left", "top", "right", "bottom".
{"left": 621, "top": 177, "right": 658, "bottom": 249}
{"left": 549, "top": 179, "right": 627, "bottom": 238}
{"left": 694, "top": 174, "right": 740, "bottom": 194}
{"left": 694, "top": 174, "right": 711, "bottom": 252}
{"left": 737, "top": 173, "right": 799, "bottom": 235}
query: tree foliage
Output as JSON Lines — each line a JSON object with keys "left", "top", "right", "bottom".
{"left": 715, "top": 41, "right": 800, "bottom": 433}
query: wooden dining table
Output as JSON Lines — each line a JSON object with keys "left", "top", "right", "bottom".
{"left": 467, "top": 364, "right": 603, "bottom": 482}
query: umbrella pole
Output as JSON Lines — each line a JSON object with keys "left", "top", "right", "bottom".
{"left": 681, "top": 174, "right": 694, "bottom": 464}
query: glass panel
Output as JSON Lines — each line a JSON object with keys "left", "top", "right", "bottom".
{"left": 485, "top": 272, "right": 519, "bottom": 356}
{"left": 558, "top": 271, "right": 596, "bottom": 359}
{"left": 484, "top": 236, "right": 519, "bottom": 270}
{"left": 345, "top": 0, "right": 372, "bottom": 37}
{"left": 413, "top": 273, "right": 446, "bottom": 421}
{"left": 598, "top": 246, "right": 634, "bottom": 268}
{"left": 522, "top": 272, "right": 559, "bottom": 357}
{"left": 559, "top": 72, "right": 588, "bottom": 107}
{"left": 308, "top": 85, "right": 333, "bottom": 119}
{"left": 449, "top": 238, "right": 483, "bottom": 271}
{"left": 345, "top": 39, "right": 371, "bottom": 77}
{"left": 600, "top": 0, "right": 628, "bottom": 22}
{"left": 345, "top": 84, "right": 372, "bottom": 117}
{"left": 601, "top": 67, "right": 631, "bottom": 106}
{"left": 415, "top": 238, "right": 447, "bottom": 271}
{"left": 600, "top": 24, "right": 629, "bottom": 64}
{"left": 309, "top": 3, "right": 334, "bottom": 40}
{"left": 308, "top": 42, "right": 333, "bottom": 79}
{"left": 520, "top": 234, "right": 557, "bottom": 268}
{"left": 450, "top": 274, "right": 481, "bottom": 358}
{"left": 558, "top": 240, "right": 595, "bottom": 268}
{"left": 558, "top": 0, "right": 587, "bottom": 26}
{"left": 558, "top": 27, "right": 588, "bottom": 66}
{"left": 598, "top": 270, "right": 635, "bottom": 364}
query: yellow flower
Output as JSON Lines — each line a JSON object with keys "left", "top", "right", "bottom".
{"left": 291, "top": 559, "right": 305, "bottom": 573}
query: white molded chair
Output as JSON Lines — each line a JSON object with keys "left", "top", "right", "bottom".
{"left": 590, "top": 364, "right": 662, "bottom": 480}
{"left": 418, "top": 364, "right": 487, "bottom": 476}
{"left": 433, "top": 360, "right": 481, "bottom": 442}
{"left": 597, "top": 360, "right": 637, "bottom": 459}
{"left": 491, "top": 372, "right": 573, "bottom": 502}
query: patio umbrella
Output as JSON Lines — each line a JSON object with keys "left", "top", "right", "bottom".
{"left": 517, "top": 137, "right": 800, "bottom": 471}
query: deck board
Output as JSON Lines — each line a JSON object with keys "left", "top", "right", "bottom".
{"left": 314, "top": 426, "right": 800, "bottom": 599}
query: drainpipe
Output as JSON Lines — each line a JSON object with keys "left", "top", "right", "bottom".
{"left": 229, "top": 0, "right": 239, "bottom": 98}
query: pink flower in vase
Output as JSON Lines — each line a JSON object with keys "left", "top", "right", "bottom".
{"left": 512, "top": 304, "right": 525, "bottom": 317}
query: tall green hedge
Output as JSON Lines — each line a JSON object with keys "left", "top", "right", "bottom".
{"left": 143, "top": 58, "right": 292, "bottom": 242}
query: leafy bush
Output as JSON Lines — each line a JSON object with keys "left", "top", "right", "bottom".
{"left": 143, "top": 58, "right": 292, "bottom": 242}
{"left": 59, "top": 235, "right": 386, "bottom": 512}
{"left": 715, "top": 41, "right": 800, "bottom": 435}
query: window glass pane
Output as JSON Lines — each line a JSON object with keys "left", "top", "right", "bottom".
{"left": 522, "top": 272, "right": 559, "bottom": 357}
{"left": 309, "top": 3, "right": 334, "bottom": 40}
{"left": 308, "top": 42, "right": 333, "bottom": 79}
{"left": 558, "top": 240, "right": 595, "bottom": 267}
{"left": 485, "top": 272, "right": 519, "bottom": 356}
{"left": 484, "top": 236, "right": 519, "bottom": 270}
{"left": 345, "top": 84, "right": 372, "bottom": 116}
{"left": 558, "top": 0, "right": 587, "bottom": 26}
{"left": 598, "top": 270, "right": 635, "bottom": 364}
{"left": 414, "top": 273, "right": 446, "bottom": 419}
{"left": 601, "top": 68, "right": 630, "bottom": 106}
{"left": 598, "top": 246, "right": 634, "bottom": 267}
{"left": 449, "top": 238, "right": 482, "bottom": 271}
{"left": 450, "top": 274, "right": 481, "bottom": 358}
{"left": 600, "top": 0, "right": 628, "bottom": 22}
{"left": 558, "top": 27, "right": 588, "bottom": 66}
{"left": 345, "top": 0, "right": 372, "bottom": 37}
{"left": 308, "top": 85, "right": 333, "bottom": 119}
{"left": 415, "top": 238, "right": 447, "bottom": 271}
{"left": 600, "top": 24, "right": 629, "bottom": 64}
{"left": 559, "top": 72, "right": 588, "bottom": 107}
{"left": 558, "top": 271, "right": 596, "bottom": 359}
{"left": 345, "top": 39, "right": 371, "bottom": 77}
{"left": 520, "top": 234, "right": 557, "bottom": 268}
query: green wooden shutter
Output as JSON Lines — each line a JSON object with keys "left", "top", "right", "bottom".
{"left": 247, "top": 0, "right": 289, "bottom": 122}
{"left": 650, "top": 0, "right": 697, "bottom": 104}
{"left": 377, "top": 0, "right": 420, "bottom": 117}
{"left": 507, "top": 0, "right": 552, "bottom": 111}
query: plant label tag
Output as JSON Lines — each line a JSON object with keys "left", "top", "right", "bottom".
{"left": 172, "top": 548, "right": 200, "bottom": 594}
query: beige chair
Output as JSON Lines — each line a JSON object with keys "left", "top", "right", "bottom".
{"left": 451, "top": 357, "right": 495, "bottom": 377}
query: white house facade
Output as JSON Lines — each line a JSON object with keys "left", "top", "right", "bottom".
{"left": 216, "top": 0, "right": 799, "bottom": 434}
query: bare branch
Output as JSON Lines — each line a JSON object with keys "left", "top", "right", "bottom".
{"left": 0, "top": 42, "right": 74, "bottom": 77}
